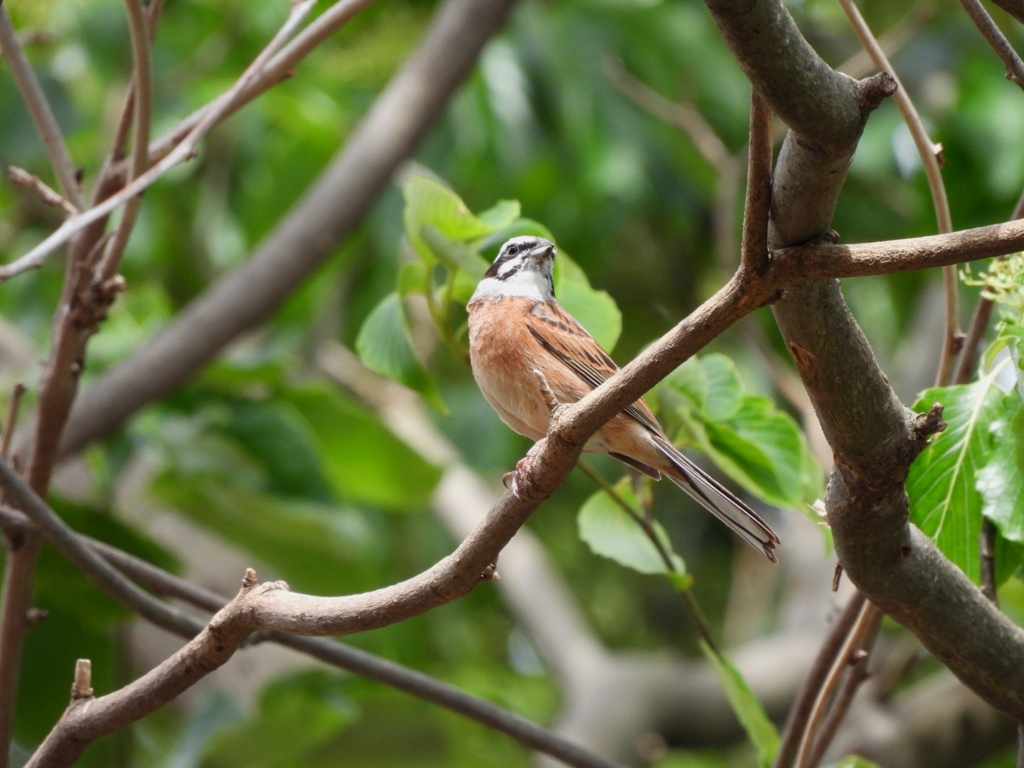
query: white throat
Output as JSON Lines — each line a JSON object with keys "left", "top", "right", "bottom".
{"left": 470, "top": 267, "right": 554, "bottom": 303}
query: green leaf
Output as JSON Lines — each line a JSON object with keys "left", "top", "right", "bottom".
{"left": 402, "top": 174, "right": 517, "bottom": 261}
{"left": 421, "top": 225, "right": 491, "bottom": 279}
{"left": 284, "top": 384, "right": 442, "bottom": 510}
{"left": 907, "top": 366, "right": 1013, "bottom": 582}
{"left": 659, "top": 355, "right": 822, "bottom": 511}
{"left": 578, "top": 479, "right": 685, "bottom": 575}
{"left": 151, "top": 473, "right": 381, "bottom": 595}
{"left": 701, "top": 354, "right": 744, "bottom": 421}
{"left": 978, "top": 403, "right": 1024, "bottom": 543}
{"left": 702, "top": 395, "right": 807, "bottom": 508}
{"left": 700, "top": 642, "right": 780, "bottom": 767}
{"left": 397, "top": 259, "right": 428, "bottom": 298}
{"left": 204, "top": 671, "right": 358, "bottom": 767}
{"left": 476, "top": 198, "right": 522, "bottom": 230}
{"left": 553, "top": 248, "right": 622, "bottom": 352}
{"left": 355, "top": 292, "right": 447, "bottom": 413}
{"left": 221, "top": 399, "right": 336, "bottom": 503}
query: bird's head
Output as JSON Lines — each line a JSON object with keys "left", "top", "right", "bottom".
{"left": 470, "top": 236, "right": 556, "bottom": 303}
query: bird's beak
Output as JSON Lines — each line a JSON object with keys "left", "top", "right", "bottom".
{"left": 528, "top": 243, "right": 555, "bottom": 262}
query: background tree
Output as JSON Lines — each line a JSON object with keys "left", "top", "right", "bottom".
{"left": 1, "top": 0, "right": 1024, "bottom": 766}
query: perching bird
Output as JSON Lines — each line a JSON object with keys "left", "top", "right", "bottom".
{"left": 466, "top": 236, "right": 779, "bottom": 563}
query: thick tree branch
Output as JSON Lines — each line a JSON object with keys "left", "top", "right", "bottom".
{"left": 707, "top": 0, "right": 1024, "bottom": 723}
{"left": 741, "top": 88, "right": 774, "bottom": 274}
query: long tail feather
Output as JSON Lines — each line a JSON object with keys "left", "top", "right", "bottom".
{"left": 651, "top": 434, "right": 780, "bottom": 564}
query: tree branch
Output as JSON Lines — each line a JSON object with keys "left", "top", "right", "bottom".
{"left": 957, "top": 0, "right": 1024, "bottom": 87}
{"left": 0, "top": 483, "right": 622, "bottom": 768}
{"left": 0, "top": 6, "right": 84, "bottom": 210}
{"left": 51, "top": 0, "right": 522, "bottom": 459}
{"left": 836, "top": 0, "right": 959, "bottom": 386}
{"left": 0, "top": 0, "right": 317, "bottom": 282}
{"left": 773, "top": 217, "right": 1024, "bottom": 278}
{"left": 706, "top": 0, "right": 1024, "bottom": 723}
{"left": 741, "top": 88, "right": 774, "bottom": 275}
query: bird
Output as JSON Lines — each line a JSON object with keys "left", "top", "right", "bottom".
{"left": 466, "top": 235, "right": 780, "bottom": 564}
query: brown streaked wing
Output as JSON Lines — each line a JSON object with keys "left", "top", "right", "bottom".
{"left": 525, "top": 301, "right": 664, "bottom": 435}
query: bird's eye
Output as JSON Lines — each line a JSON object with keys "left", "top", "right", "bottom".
{"left": 506, "top": 244, "right": 519, "bottom": 256}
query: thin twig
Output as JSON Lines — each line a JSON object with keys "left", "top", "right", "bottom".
{"left": 604, "top": 56, "right": 730, "bottom": 167}
{"left": 95, "top": 0, "right": 155, "bottom": 282}
{"left": 837, "top": 0, "right": 958, "bottom": 386}
{"left": 837, "top": 6, "right": 935, "bottom": 80}
{"left": 793, "top": 599, "right": 877, "bottom": 768}
{"left": 806, "top": 605, "right": 884, "bottom": 765}
{"left": 957, "top": 0, "right": 1024, "bottom": 87}
{"left": 0, "top": 384, "right": 26, "bottom": 461}
{"left": 953, "top": 298, "right": 995, "bottom": 383}
{"left": 0, "top": 0, "right": 318, "bottom": 282}
{"left": 6, "top": 167, "right": 79, "bottom": 216}
{"left": 0, "top": 459, "right": 206, "bottom": 637}
{"left": 0, "top": 7, "right": 85, "bottom": 210}
{"left": 775, "top": 592, "right": 867, "bottom": 768}
{"left": 117, "top": 0, "right": 379, "bottom": 181}
{"left": 604, "top": 56, "right": 744, "bottom": 266}
{"left": 741, "top": 88, "right": 774, "bottom": 274}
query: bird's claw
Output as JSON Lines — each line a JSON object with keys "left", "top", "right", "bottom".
{"left": 503, "top": 440, "right": 547, "bottom": 500}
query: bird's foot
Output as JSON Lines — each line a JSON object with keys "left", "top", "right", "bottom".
{"left": 502, "top": 439, "right": 547, "bottom": 500}
{"left": 530, "top": 369, "right": 571, "bottom": 419}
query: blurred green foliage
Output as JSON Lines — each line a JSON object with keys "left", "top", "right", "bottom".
{"left": 2, "top": 0, "right": 1023, "bottom": 765}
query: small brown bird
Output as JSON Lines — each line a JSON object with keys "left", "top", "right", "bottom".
{"left": 467, "top": 236, "right": 779, "bottom": 563}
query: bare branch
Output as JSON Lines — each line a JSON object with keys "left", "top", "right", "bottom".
{"left": 804, "top": 604, "right": 883, "bottom": 766}
{"left": 776, "top": 592, "right": 867, "bottom": 768}
{"left": 25, "top": 569, "right": 273, "bottom": 768}
{"left": 53, "top": 0, "right": 522, "bottom": 459}
{"left": 95, "top": 0, "right": 156, "bottom": 282}
{"left": 0, "top": 500, "right": 620, "bottom": 768}
{"left": 0, "top": 0, "right": 317, "bottom": 282}
{"left": 0, "top": 383, "right": 25, "bottom": 461}
{"left": 6, "top": 167, "right": 78, "bottom": 216}
{"left": 741, "top": 88, "right": 774, "bottom": 274}
{"left": 836, "top": 0, "right": 959, "bottom": 386}
{"left": 0, "top": 459, "right": 205, "bottom": 637}
{"left": 773, "top": 217, "right": 1024, "bottom": 278}
{"left": 0, "top": 7, "right": 84, "bottom": 210}
{"left": 957, "top": 0, "right": 1024, "bottom": 87}
{"left": 127, "top": 0, "right": 381, "bottom": 179}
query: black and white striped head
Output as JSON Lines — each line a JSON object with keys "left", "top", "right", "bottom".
{"left": 470, "top": 236, "right": 556, "bottom": 303}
